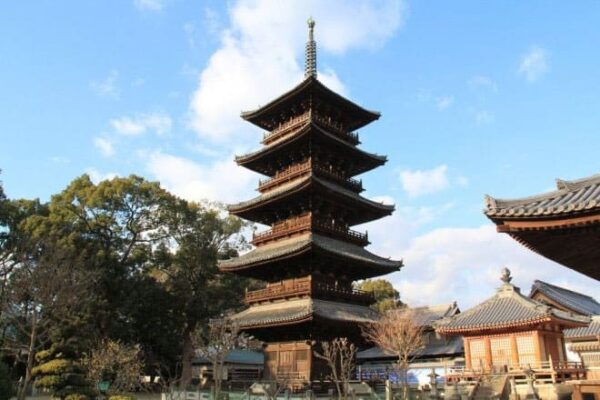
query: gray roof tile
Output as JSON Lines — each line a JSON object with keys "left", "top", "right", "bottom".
{"left": 230, "top": 298, "right": 379, "bottom": 328}
{"left": 218, "top": 233, "right": 402, "bottom": 271}
{"left": 436, "top": 280, "right": 589, "bottom": 334}
{"left": 530, "top": 280, "right": 600, "bottom": 316}
{"left": 565, "top": 316, "right": 600, "bottom": 339}
{"left": 485, "top": 173, "right": 600, "bottom": 218}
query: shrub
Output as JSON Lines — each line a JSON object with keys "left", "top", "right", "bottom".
{"left": 65, "top": 394, "right": 90, "bottom": 400}
{"left": 0, "top": 362, "right": 14, "bottom": 400}
{"left": 108, "top": 396, "right": 137, "bottom": 400}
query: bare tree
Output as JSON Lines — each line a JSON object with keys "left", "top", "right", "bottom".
{"left": 82, "top": 339, "right": 143, "bottom": 395}
{"left": 195, "top": 319, "right": 248, "bottom": 400}
{"left": 314, "top": 337, "right": 357, "bottom": 400}
{"left": 362, "top": 308, "right": 425, "bottom": 400}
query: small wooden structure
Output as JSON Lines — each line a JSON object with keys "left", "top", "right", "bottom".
{"left": 485, "top": 173, "right": 600, "bottom": 281}
{"left": 436, "top": 268, "right": 589, "bottom": 384}
{"left": 218, "top": 19, "right": 401, "bottom": 388}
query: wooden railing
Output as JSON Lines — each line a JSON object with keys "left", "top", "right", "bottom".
{"left": 262, "top": 111, "right": 311, "bottom": 145}
{"left": 244, "top": 276, "right": 375, "bottom": 305}
{"left": 446, "top": 361, "right": 586, "bottom": 383}
{"left": 258, "top": 158, "right": 312, "bottom": 192}
{"left": 261, "top": 110, "right": 360, "bottom": 146}
{"left": 258, "top": 158, "right": 363, "bottom": 193}
{"left": 251, "top": 213, "right": 312, "bottom": 245}
{"left": 251, "top": 213, "right": 369, "bottom": 246}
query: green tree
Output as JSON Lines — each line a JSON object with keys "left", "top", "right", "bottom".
{"left": 355, "top": 279, "right": 402, "bottom": 313}
{"left": 151, "top": 201, "right": 248, "bottom": 387}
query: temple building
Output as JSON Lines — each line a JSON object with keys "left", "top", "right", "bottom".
{"left": 485, "top": 173, "right": 600, "bottom": 281}
{"left": 529, "top": 280, "right": 600, "bottom": 382}
{"left": 218, "top": 19, "right": 402, "bottom": 386}
{"left": 435, "top": 268, "right": 589, "bottom": 399}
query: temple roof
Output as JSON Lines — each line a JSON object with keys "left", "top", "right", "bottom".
{"left": 485, "top": 173, "right": 600, "bottom": 219}
{"left": 411, "top": 303, "right": 461, "bottom": 327}
{"left": 235, "top": 121, "right": 387, "bottom": 177}
{"left": 218, "top": 233, "right": 402, "bottom": 278}
{"left": 228, "top": 175, "right": 394, "bottom": 225}
{"left": 193, "top": 349, "right": 264, "bottom": 366}
{"left": 230, "top": 297, "right": 379, "bottom": 329}
{"left": 436, "top": 269, "right": 589, "bottom": 335}
{"left": 241, "top": 76, "right": 380, "bottom": 132}
{"left": 529, "top": 280, "right": 600, "bottom": 316}
{"left": 565, "top": 316, "right": 600, "bottom": 340}
{"left": 357, "top": 335, "right": 464, "bottom": 361}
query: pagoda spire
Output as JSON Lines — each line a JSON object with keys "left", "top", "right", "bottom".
{"left": 305, "top": 17, "right": 317, "bottom": 78}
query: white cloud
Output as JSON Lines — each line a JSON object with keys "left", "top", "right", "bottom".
{"left": 189, "top": 0, "right": 405, "bottom": 144}
{"left": 90, "top": 70, "right": 120, "bottom": 99}
{"left": 475, "top": 110, "right": 494, "bottom": 125}
{"left": 110, "top": 112, "right": 172, "bottom": 136}
{"left": 145, "top": 151, "right": 255, "bottom": 204}
{"left": 93, "top": 137, "right": 115, "bottom": 157}
{"left": 518, "top": 46, "right": 549, "bottom": 82}
{"left": 86, "top": 168, "right": 118, "bottom": 183}
{"left": 134, "top": 0, "right": 166, "bottom": 12}
{"left": 400, "top": 165, "right": 450, "bottom": 197}
{"left": 436, "top": 95, "right": 454, "bottom": 110}
{"left": 372, "top": 225, "right": 599, "bottom": 309}
{"left": 468, "top": 75, "right": 497, "bottom": 92}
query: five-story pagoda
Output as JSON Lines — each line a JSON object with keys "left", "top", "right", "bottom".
{"left": 219, "top": 19, "right": 402, "bottom": 385}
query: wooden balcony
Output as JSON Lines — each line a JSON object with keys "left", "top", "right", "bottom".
{"left": 446, "top": 361, "right": 586, "bottom": 384}
{"left": 244, "top": 276, "right": 375, "bottom": 305}
{"left": 258, "top": 158, "right": 363, "bottom": 193}
{"left": 262, "top": 111, "right": 311, "bottom": 145}
{"left": 261, "top": 110, "right": 360, "bottom": 146}
{"left": 251, "top": 213, "right": 369, "bottom": 246}
{"left": 258, "top": 159, "right": 312, "bottom": 193}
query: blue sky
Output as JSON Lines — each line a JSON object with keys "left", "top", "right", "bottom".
{"left": 1, "top": 0, "right": 599, "bottom": 307}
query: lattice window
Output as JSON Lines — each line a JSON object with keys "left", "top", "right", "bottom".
{"left": 470, "top": 339, "right": 486, "bottom": 370}
{"left": 517, "top": 336, "right": 536, "bottom": 366}
{"left": 491, "top": 337, "right": 512, "bottom": 367}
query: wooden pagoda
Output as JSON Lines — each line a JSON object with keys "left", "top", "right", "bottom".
{"left": 218, "top": 19, "right": 402, "bottom": 385}
{"left": 485, "top": 173, "right": 600, "bottom": 281}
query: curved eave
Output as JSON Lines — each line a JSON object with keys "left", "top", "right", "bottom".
{"left": 484, "top": 173, "right": 600, "bottom": 220}
{"left": 235, "top": 122, "right": 387, "bottom": 177}
{"left": 241, "top": 76, "right": 380, "bottom": 131}
{"left": 218, "top": 233, "right": 402, "bottom": 279}
{"left": 227, "top": 175, "right": 394, "bottom": 225}
{"left": 437, "top": 315, "right": 588, "bottom": 335}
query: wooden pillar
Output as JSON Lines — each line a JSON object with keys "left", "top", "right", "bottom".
{"left": 484, "top": 336, "right": 492, "bottom": 370}
{"left": 464, "top": 338, "right": 472, "bottom": 370}
{"left": 533, "top": 331, "right": 543, "bottom": 367}
{"left": 510, "top": 334, "right": 519, "bottom": 368}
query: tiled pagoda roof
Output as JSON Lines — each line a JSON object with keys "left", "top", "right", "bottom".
{"left": 485, "top": 173, "right": 600, "bottom": 219}
{"left": 529, "top": 280, "right": 600, "bottom": 316}
{"left": 227, "top": 175, "right": 394, "bottom": 225}
{"left": 436, "top": 269, "right": 589, "bottom": 335}
{"left": 241, "top": 76, "right": 380, "bottom": 132}
{"left": 565, "top": 316, "right": 600, "bottom": 340}
{"left": 218, "top": 233, "right": 402, "bottom": 275}
{"left": 230, "top": 297, "right": 379, "bottom": 329}
{"left": 235, "top": 121, "right": 387, "bottom": 177}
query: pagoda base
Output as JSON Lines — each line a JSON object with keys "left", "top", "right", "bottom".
{"left": 263, "top": 341, "right": 331, "bottom": 387}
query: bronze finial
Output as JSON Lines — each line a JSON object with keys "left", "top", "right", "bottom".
{"left": 500, "top": 267, "right": 512, "bottom": 284}
{"left": 305, "top": 17, "right": 317, "bottom": 78}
